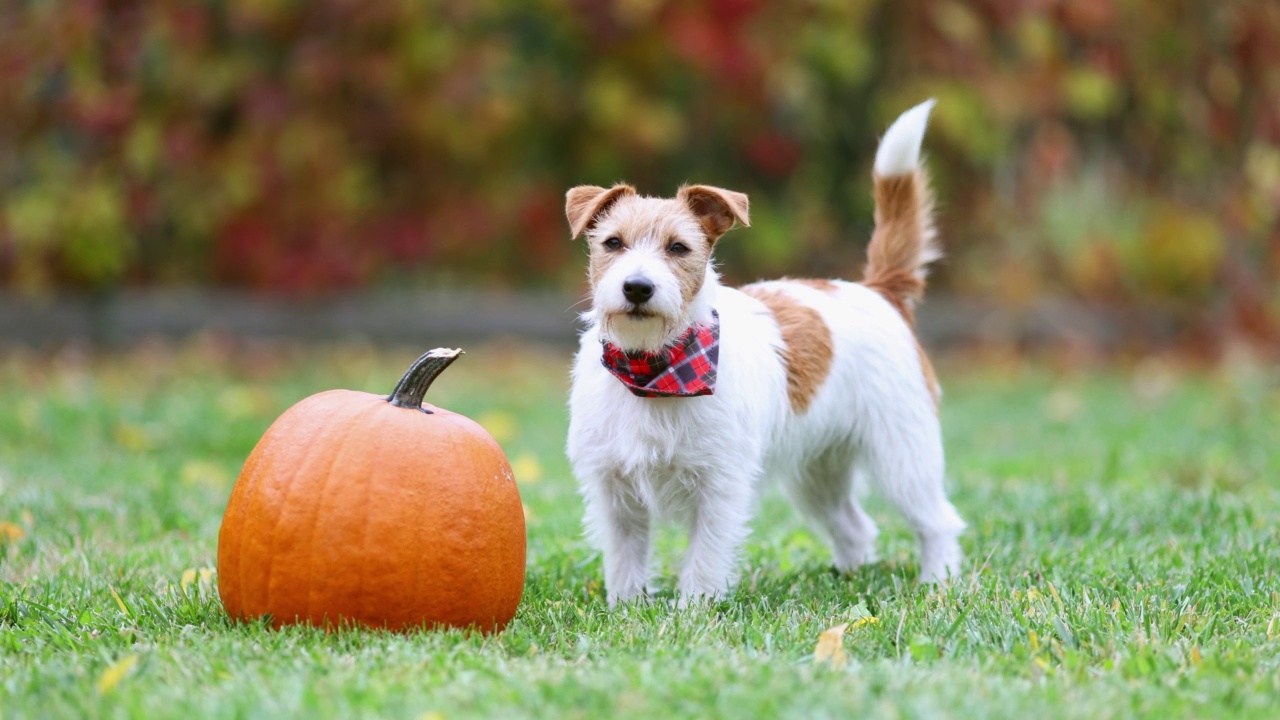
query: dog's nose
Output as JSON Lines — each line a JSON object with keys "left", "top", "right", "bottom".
{"left": 622, "top": 276, "right": 655, "bottom": 305}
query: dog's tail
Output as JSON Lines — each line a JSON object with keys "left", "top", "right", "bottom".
{"left": 863, "top": 99, "right": 940, "bottom": 326}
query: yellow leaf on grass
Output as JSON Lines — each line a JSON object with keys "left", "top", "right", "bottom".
{"left": 476, "top": 411, "right": 517, "bottom": 444}
{"left": 0, "top": 521, "right": 24, "bottom": 542}
{"left": 814, "top": 624, "right": 848, "bottom": 668}
{"left": 849, "top": 616, "right": 879, "bottom": 629}
{"left": 109, "top": 586, "right": 130, "bottom": 616}
{"left": 510, "top": 453, "right": 543, "bottom": 485}
{"left": 217, "top": 385, "right": 271, "bottom": 419}
{"left": 181, "top": 460, "right": 230, "bottom": 489}
{"left": 97, "top": 654, "right": 138, "bottom": 694}
{"left": 114, "top": 422, "right": 150, "bottom": 452}
{"left": 181, "top": 567, "right": 216, "bottom": 592}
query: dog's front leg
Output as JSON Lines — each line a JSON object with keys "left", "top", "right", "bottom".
{"left": 677, "top": 478, "right": 754, "bottom": 605}
{"left": 584, "top": 483, "right": 652, "bottom": 608}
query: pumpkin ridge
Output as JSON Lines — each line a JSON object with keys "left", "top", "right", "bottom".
{"left": 302, "top": 397, "right": 376, "bottom": 628}
{"left": 231, "top": 405, "right": 309, "bottom": 619}
{"left": 352, "top": 403, "right": 383, "bottom": 627}
{"left": 260, "top": 396, "right": 350, "bottom": 623}
{"left": 223, "top": 403, "right": 306, "bottom": 617}
{"left": 409, "top": 430, "right": 429, "bottom": 628}
{"left": 220, "top": 436, "right": 257, "bottom": 616}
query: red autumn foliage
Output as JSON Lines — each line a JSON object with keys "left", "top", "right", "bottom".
{"left": 0, "top": 1, "right": 1276, "bottom": 348}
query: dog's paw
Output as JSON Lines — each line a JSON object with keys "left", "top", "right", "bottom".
{"left": 917, "top": 553, "right": 963, "bottom": 585}
{"left": 606, "top": 588, "right": 652, "bottom": 610}
{"left": 832, "top": 547, "right": 878, "bottom": 574}
{"left": 673, "top": 586, "right": 729, "bottom": 610}
{"left": 670, "top": 591, "right": 711, "bottom": 607}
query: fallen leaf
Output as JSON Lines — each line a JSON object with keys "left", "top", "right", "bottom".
{"left": 181, "top": 567, "right": 217, "bottom": 592}
{"left": 849, "top": 616, "right": 879, "bottom": 629}
{"left": 114, "top": 422, "right": 151, "bottom": 452}
{"left": 181, "top": 460, "right": 230, "bottom": 489}
{"left": 217, "top": 385, "right": 271, "bottom": 419}
{"left": 814, "top": 623, "right": 848, "bottom": 668}
{"left": 510, "top": 453, "right": 542, "bottom": 484}
{"left": 97, "top": 654, "right": 138, "bottom": 694}
{"left": 109, "top": 586, "right": 130, "bottom": 616}
{"left": 476, "top": 411, "right": 517, "bottom": 444}
{"left": 0, "top": 521, "right": 24, "bottom": 542}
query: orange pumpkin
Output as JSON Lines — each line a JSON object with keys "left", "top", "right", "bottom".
{"left": 217, "top": 349, "right": 526, "bottom": 633}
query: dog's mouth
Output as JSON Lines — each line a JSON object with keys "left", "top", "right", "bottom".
{"left": 624, "top": 306, "right": 657, "bottom": 319}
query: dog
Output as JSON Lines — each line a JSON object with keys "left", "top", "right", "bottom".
{"left": 564, "top": 100, "right": 966, "bottom": 607}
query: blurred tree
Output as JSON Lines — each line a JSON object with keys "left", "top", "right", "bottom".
{"left": 0, "top": 0, "right": 1276, "bottom": 349}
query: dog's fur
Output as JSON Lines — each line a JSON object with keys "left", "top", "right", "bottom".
{"left": 565, "top": 100, "right": 965, "bottom": 606}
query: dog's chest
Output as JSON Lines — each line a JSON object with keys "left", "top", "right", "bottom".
{"left": 574, "top": 373, "right": 738, "bottom": 468}
{"left": 607, "top": 397, "right": 721, "bottom": 470}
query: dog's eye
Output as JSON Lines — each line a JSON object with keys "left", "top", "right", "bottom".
{"left": 602, "top": 237, "right": 623, "bottom": 251}
{"left": 667, "top": 241, "right": 690, "bottom": 256}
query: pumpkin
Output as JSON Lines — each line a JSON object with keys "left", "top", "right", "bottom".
{"left": 217, "top": 348, "right": 526, "bottom": 633}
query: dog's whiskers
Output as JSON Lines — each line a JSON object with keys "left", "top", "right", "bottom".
{"left": 564, "top": 295, "right": 593, "bottom": 313}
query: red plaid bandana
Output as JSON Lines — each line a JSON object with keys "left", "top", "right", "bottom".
{"left": 601, "top": 310, "right": 720, "bottom": 398}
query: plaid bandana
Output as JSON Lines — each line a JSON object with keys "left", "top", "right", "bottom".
{"left": 601, "top": 311, "right": 720, "bottom": 398}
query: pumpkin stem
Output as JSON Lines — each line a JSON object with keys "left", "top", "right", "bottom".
{"left": 387, "top": 348, "right": 463, "bottom": 413}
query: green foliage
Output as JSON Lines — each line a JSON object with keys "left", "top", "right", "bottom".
{"left": 0, "top": 1, "right": 1277, "bottom": 344}
{"left": 1, "top": 344, "right": 1279, "bottom": 717}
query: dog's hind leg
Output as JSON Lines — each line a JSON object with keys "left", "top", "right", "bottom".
{"left": 787, "top": 447, "right": 880, "bottom": 572}
{"left": 861, "top": 419, "right": 965, "bottom": 582}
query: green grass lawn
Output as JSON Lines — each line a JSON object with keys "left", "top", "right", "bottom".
{"left": 2, "top": 339, "right": 1279, "bottom": 719}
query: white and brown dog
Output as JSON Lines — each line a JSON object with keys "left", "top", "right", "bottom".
{"left": 564, "top": 101, "right": 965, "bottom": 607}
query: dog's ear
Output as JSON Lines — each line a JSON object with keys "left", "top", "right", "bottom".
{"left": 565, "top": 184, "right": 636, "bottom": 238}
{"left": 678, "top": 185, "right": 750, "bottom": 242}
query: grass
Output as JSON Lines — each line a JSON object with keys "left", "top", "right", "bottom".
{"left": 2, "top": 337, "right": 1279, "bottom": 719}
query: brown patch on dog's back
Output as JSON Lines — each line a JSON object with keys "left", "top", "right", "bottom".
{"left": 740, "top": 285, "right": 834, "bottom": 414}
{"left": 786, "top": 278, "right": 840, "bottom": 295}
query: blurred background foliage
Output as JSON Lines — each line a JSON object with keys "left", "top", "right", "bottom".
{"left": 1, "top": 0, "right": 1278, "bottom": 349}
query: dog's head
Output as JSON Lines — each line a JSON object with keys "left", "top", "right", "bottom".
{"left": 565, "top": 184, "right": 749, "bottom": 353}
